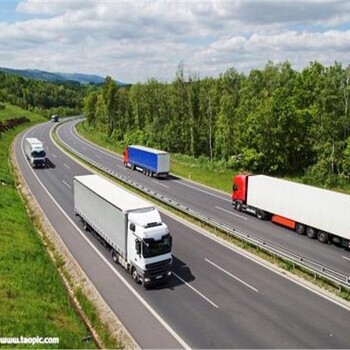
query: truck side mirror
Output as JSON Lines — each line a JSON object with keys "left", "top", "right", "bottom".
{"left": 129, "top": 223, "right": 135, "bottom": 232}
{"left": 135, "top": 239, "right": 141, "bottom": 255}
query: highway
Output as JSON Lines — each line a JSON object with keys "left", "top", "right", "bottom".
{"left": 57, "top": 119, "right": 350, "bottom": 277}
{"left": 15, "top": 121, "right": 350, "bottom": 348}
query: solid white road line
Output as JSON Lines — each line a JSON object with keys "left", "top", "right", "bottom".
{"left": 215, "top": 206, "right": 248, "bottom": 220}
{"left": 172, "top": 272, "right": 219, "bottom": 309}
{"left": 205, "top": 258, "right": 259, "bottom": 293}
{"left": 64, "top": 163, "right": 71, "bottom": 169}
{"left": 19, "top": 127, "right": 190, "bottom": 350}
{"left": 62, "top": 180, "right": 71, "bottom": 189}
{"left": 152, "top": 180, "right": 170, "bottom": 189}
{"left": 176, "top": 180, "right": 231, "bottom": 203}
{"left": 342, "top": 256, "right": 350, "bottom": 262}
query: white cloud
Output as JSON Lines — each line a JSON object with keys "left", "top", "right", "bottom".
{"left": 0, "top": 0, "right": 349, "bottom": 82}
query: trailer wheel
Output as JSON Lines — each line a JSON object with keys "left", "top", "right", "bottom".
{"left": 111, "top": 249, "right": 118, "bottom": 264}
{"left": 83, "top": 220, "right": 88, "bottom": 231}
{"left": 306, "top": 227, "right": 317, "bottom": 239}
{"left": 318, "top": 231, "right": 329, "bottom": 243}
{"left": 256, "top": 210, "right": 265, "bottom": 220}
{"left": 295, "top": 223, "right": 306, "bottom": 235}
{"left": 131, "top": 267, "right": 140, "bottom": 284}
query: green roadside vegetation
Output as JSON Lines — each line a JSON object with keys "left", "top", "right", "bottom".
{"left": 0, "top": 104, "right": 119, "bottom": 349}
{"left": 76, "top": 121, "right": 350, "bottom": 195}
{"left": 77, "top": 120, "right": 235, "bottom": 193}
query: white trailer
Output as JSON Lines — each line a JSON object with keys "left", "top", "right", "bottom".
{"left": 74, "top": 174, "right": 172, "bottom": 287}
{"left": 232, "top": 174, "right": 350, "bottom": 247}
{"left": 24, "top": 137, "right": 46, "bottom": 168}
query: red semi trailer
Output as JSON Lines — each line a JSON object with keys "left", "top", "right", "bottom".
{"left": 232, "top": 174, "right": 350, "bottom": 248}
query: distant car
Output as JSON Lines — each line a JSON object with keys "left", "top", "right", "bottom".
{"left": 51, "top": 115, "right": 58, "bottom": 122}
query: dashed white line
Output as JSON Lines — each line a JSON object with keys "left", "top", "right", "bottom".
{"left": 205, "top": 258, "right": 259, "bottom": 293}
{"left": 172, "top": 272, "right": 219, "bottom": 309}
{"left": 215, "top": 206, "right": 248, "bottom": 220}
{"left": 343, "top": 256, "right": 350, "bottom": 262}
{"left": 62, "top": 180, "right": 71, "bottom": 189}
{"left": 64, "top": 163, "right": 71, "bottom": 169}
{"left": 95, "top": 154, "right": 102, "bottom": 159}
{"left": 176, "top": 181, "right": 231, "bottom": 202}
{"left": 52, "top": 153, "right": 57, "bottom": 158}
{"left": 152, "top": 180, "right": 170, "bottom": 189}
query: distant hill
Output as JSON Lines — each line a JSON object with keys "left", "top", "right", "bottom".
{"left": 0, "top": 67, "right": 127, "bottom": 86}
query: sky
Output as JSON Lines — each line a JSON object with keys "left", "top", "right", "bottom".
{"left": 1, "top": 0, "right": 350, "bottom": 83}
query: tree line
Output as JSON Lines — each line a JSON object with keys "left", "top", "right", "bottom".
{"left": 0, "top": 71, "right": 85, "bottom": 118}
{"left": 84, "top": 61, "right": 350, "bottom": 187}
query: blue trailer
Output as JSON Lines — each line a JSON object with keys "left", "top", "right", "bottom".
{"left": 123, "top": 145, "right": 170, "bottom": 177}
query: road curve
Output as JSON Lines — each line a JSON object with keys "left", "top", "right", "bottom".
{"left": 15, "top": 121, "right": 350, "bottom": 348}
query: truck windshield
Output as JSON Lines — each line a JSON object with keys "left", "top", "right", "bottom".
{"left": 143, "top": 234, "right": 172, "bottom": 258}
{"left": 32, "top": 150, "right": 46, "bottom": 158}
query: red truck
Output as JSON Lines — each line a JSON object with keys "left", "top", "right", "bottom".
{"left": 232, "top": 174, "right": 350, "bottom": 248}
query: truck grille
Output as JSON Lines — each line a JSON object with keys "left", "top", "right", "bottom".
{"left": 145, "top": 258, "right": 171, "bottom": 276}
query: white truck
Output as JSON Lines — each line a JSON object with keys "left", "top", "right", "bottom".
{"left": 232, "top": 174, "right": 350, "bottom": 248}
{"left": 24, "top": 137, "right": 46, "bottom": 168}
{"left": 74, "top": 174, "right": 172, "bottom": 287}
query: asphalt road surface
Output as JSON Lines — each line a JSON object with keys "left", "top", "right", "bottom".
{"left": 15, "top": 121, "right": 350, "bottom": 348}
{"left": 57, "top": 119, "right": 350, "bottom": 278}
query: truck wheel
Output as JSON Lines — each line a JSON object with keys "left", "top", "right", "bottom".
{"left": 256, "top": 209, "right": 265, "bottom": 220}
{"left": 318, "top": 231, "right": 329, "bottom": 243}
{"left": 235, "top": 201, "right": 243, "bottom": 212}
{"left": 131, "top": 267, "right": 140, "bottom": 284}
{"left": 306, "top": 227, "right": 317, "bottom": 239}
{"left": 295, "top": 223, "right": 306, "bottom": 235}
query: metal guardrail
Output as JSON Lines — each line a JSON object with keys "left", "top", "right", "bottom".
{"left": 55, "top": 124, "right": 350, "bottom": 291}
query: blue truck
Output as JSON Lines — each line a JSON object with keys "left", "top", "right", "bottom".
{"left": 123, "top": 145, "right": 170, "bottom": 178}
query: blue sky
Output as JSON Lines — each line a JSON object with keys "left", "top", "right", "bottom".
{"left": 1, "top": 1, "right": 350, "bottom": 83}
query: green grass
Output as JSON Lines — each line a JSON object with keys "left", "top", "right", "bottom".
{"left": 0, "top": 104, "right": 98, "bottom": 349}
{"left": 76, "top": 121, "right": 235, "bottom": 193}
{"left": 77, "top": 121, "right": 350, "bottom": 195}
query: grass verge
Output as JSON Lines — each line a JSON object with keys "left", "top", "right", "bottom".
{"left": 0, "top": 104, "right": 121, "bottom": 349}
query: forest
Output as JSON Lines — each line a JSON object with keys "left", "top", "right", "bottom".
{"left": 0, "top": 71, "right": 85, "bottom": 118}
{"left": 1, "top": 61, "right": 350, "bottom": 188}
{"left": 84, "top": 61, "right": 350, "bottom": 188}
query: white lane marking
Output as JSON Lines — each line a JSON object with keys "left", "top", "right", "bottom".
{"left": 81, "top": 146, "right": 87, "bottom": 151}
{"left": 176, "top": 180, "right": 231, "bottom": 203}
{"left": 343, "top": 256, "right": 350, "bottom": 262}
{"left": 52, "top": 153, "right": 57, "bottom": 158}
{"left": 62, "top": 180, "right": 71, "bottom": 189}
{"left": 152, "top": 180, "right": 170, "bottom": 189}
{"left": 172, "top": 272, "right": 219, "bottom": 309}
{"left": 205, "top": 258, "right": 259, "bottom": 293}
{"left": 95, "top": 154, "right": 102, "bottom": 159}
{"left": 18, "top": 128, "right": 190, "bottom": 350}
{"left": 64, "top": 163, "right": 71, "bottom": 169}
{"left": 215, "top": 206, "right": 248, "bottom": 220}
